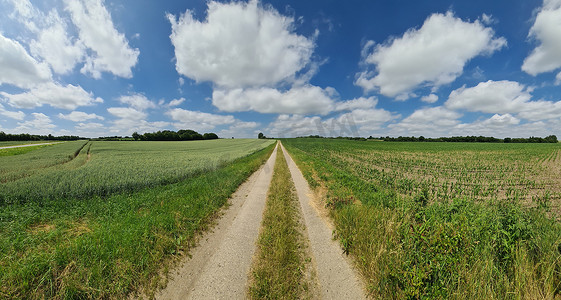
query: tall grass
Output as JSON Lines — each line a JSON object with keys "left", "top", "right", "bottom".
{"left": 249, "top": 147, "right": 310, "bottom": 299}
{"left": 0, "top": 143, "right": 275, "bottom": 299}
{"left": 283, "top": 138, "right": 561, "bottom": 299}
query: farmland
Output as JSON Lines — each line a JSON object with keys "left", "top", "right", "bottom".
{"left": 0, "top": 139, "right": 274, "bottom": 299}
{"left": 282, "top": 138, "right": 561, "bottom": 299}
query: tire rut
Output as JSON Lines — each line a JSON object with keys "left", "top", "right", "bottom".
{"left": 280, "top": 142, "right": 366, "bottom": 299}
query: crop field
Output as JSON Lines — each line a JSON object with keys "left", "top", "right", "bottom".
{"left": 0, "top": 139, "right": 274, "bottom": 299}
{"left": 1, "top": 139, "right": 272, "bottom": 204}
{"left": 283, "top": 138, "right": 561, "bottom": 299}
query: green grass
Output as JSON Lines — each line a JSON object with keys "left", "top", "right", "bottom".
{"left": 0, "top": 139, "right": 273, "bottom": 204}
{"left": 0, "top": 143, "right": 55, "bottom": 157}
{"left": 249, "top": 147, "right": 310, "bottom": 299}
{"left": 283, "top": 138, "right": 561, "bottom": 299}
{"left": 0, "top": 141, "right": 275, "bottom": 299}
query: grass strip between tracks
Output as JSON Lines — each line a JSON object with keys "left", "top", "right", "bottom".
{"left": 249, "top": 146, "right": 310, "bottom": 299}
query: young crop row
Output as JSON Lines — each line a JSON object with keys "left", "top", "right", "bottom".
{"left": 0, "top": 139, "right": 274, "bottom": 205}
{"left": 282, "top": 138, "right": 561, "bottom": 299}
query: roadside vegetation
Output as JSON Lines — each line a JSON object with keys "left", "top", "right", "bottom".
{"left": 0, "top": 143, "right": 56, "bottom": 157}
{"left": 283, "top": 138, "right": 561, "bottom": 299}
{"left": 0, "top": 140, "right": 275, "bottom": 299}
{"left": 249, "top": 146, "right": 310, "bottom": 299}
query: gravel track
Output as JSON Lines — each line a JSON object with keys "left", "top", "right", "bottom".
{"left": 281, "top": 142, "right": 366, "bottom": 299}
{"left": 157, "top": 143, "right": 278, "bottom": 299}
{"left": 157, "top": 142, "right": 365, "bottom": 299}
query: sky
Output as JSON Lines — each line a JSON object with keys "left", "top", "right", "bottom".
{"left": 1, "top": 0, "right": 561, "bottom": 138}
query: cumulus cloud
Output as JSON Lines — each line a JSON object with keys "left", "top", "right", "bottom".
{"left": 168, "top": 108, "right": 236, "bottom": 132}
{"left": 168, "top": 97, "right": 185, "bottom": 107}
{"left": 13, "top": 113, "right": 56, "bottom": 135}
{"left": 1, "top": 82, "right": 103, "bottom": 110}
{"left": 107, "top": 107, "right": 146, "bottom": 121}
{"left": 334, "top": 96, "right": 378, "bottom": 112}
{"left": 0, "top": 103, "right": 25, "bottom": 120}
{"left": 218, "top": 121, "right": 260, "bottom": 138}
{"left": 356, "top": 11, "right": 506, "bottom": 97}
{"left": 167, "top": 0, "right": 314, "bottom": 88}
{"left": 0, "top": 33, "right": 52, "bottom": 89}
{"left": 421, "top": 94, "right": 439, "bottom": 103}
{"left": 446, "top": 80, "right": 532, "bottom": 113}
{"left": 212, "top": 85, "right": 336, "bottom": 115}
{"left": 522, "top": 0, "right": 561, "bottom": 76}
{"left": 29, "top": 11, "right": 84, "bottom": 74}
{"left": 64, "top": 0, "right": 139, "bottom": 78}
{"left": 118, "top": 93, "right": 156, "bottom": 110}
{"left": 266, "top": 100, "right": 396, "bottom": 137}
{"left": 58, "top": 111, "right": 104, "bottom": 122}
{"left": 444, "top": 80, "right": 561, "bottom": 121}
{"left": 388, "top": 106, "right": 462, "bottom": 137}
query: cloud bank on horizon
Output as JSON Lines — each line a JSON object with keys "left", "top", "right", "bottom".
{"left": 1, "top": 0, "right": 561, "bottom": 138}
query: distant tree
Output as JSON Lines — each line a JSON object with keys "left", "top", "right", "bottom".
{"left": 504, "top": 137, "right": 512, "bottom": 143}
{"left": 203, "top": 133, "right": 219, "bottom": 140}
{"left": 545, "top": 135, "right": 558, "bottom": 143}
{"left": 132, "top": 132, "right": 141, "bottom": 141}
{"left": 258, "top": 132, "right": 266, "bottom": 139}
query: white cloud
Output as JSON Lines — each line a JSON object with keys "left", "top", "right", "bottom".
{"left": 58, "top": 111, "right": 104, "bottom": 122}
{"left": 446, "top": 80, "right": 532, "bottom": 113}
{"left": 107, "top": 107, "right": 146, "bottom": 121}
{"left": 334, "top": 96, "right": 378, "bottom": 111}
{"left": 388, "top": 106, "right": 462, "bottom": 137}
{"left": 0, "top": 103, "right": 25, "bottom": 120}
{"left": 445, "top": 80, "right": 561, "bottom": 121}
{"left": 212, "top": 85, "right": 336, "bottom": 115}
{"left": 266, "top": 99, "right": 396, "bottom": 137}
{"left": 167, "top": 0, "right": 314, "bottom": 88}
{"left": 118, "top": 93, "right": 156, "bottom": 110}
{"left": 168, "top": 97, "right": 185, "bottom": 107}
{"left": 1, "top": 82, "right": 103, "bottom": 110}
{"left": 267, "top": 114, "right": 323, "bottom": 137}
{"left": 13, "top": 112, "right": 56, "bottom": 135}
{"left": 106, "top": 106, "right": 169, "bottom": 136}
{"left": 30, "top": 11, "right": 84, "bottom": 74}
{"left": 168, "top": 108, "right": 236, "bottom": 132}
{"left": 64, "top": 0, "right": 139, "bottom": 78}
{"left": 522, "top": 0, "right": 561, "bottom": 76}
{"left": 421, "top": 94, "right": 439, "bottom": 103}
{"left": 356, "top": 11, "right": 506, "bottom": 97}
{"left": 0, "top": 33, "right": 52, "bottom": 89}
{"left": 480, "top": 13, "right": 496, "bottom": 25}
{"left": 218, "top": 121, "right": 260, "bottom": 138}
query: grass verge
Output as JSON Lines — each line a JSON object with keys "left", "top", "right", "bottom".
{"left": 0, "top": 144, "right": 53, "bottom": 157}
{"left": 283, "top": 139, "right": 561, "bottom": 299}
{"left": 0, "top": 143, "right": 275, "bottom": 299}
{"left": 249, "top": 146, "right": 310, "bottom": 299}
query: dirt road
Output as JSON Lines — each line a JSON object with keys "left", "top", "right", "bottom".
{"left": 0, "top": 142, "right": 62, "bottom": 150}
{"left": 281, "top": 143, "right": 365, "bottom": 299}
{"left": 157, "top": 143, "right": 278, "bottom": 299}
{"left": 157, "top": 142, "right": 365, "bottom": 299}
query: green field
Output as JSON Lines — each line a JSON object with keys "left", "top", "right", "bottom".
{"left": 1, "top": 139, "right": 272, "bottom": 204}
{"left": 282, "top": 139, "right": 561, "bottom": 299}
{"left": 0, "top": 139, "right": 274, "bottom": 299}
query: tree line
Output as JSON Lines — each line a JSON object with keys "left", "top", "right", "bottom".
{"left": 295, "top": 134, "right": 558, "bottom": 143}
{"left": 132, "top": 129, "right": 219, "bottom": 141}
{"left": 375, "top": 135, "right": 558, "bottom": 143}
{"left": 0, "top": 132, "right": 82, "bottom": 141}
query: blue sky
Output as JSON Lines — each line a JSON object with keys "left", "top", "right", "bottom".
{"left": 1, "top": 0, "right": 561, "bottom": 138}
